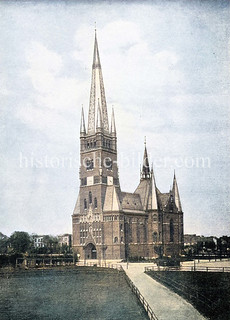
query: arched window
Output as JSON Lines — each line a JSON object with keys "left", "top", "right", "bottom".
{"left": 94, "top": 197, "right": 97, "bottom": 208}
{"left": 120, "top": 224, "right": 123, "bottom": 231}
{"left": 170, "top": 219, "right": 174, "bottom": 242}
{"left": 89, "top": 191, "right": 92, "bottom": 204}
{"left": 169, "top": 195, "right": 174, "bottom": 211}
{"left": 114, "top": 237, "right": 118, "bottom": 243}
{"left": 153, "top": 232, "right": 158, "bottom": 243}
{"left": 84, "top": 199, "right": 87, "bottom": 209}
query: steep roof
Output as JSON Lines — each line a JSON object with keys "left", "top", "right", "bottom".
{"left": 158, "top": 192, "right": 170, "bottom": 209}
{"left": 134, "top": 179, "right": 150, "bottom": 210}
{"left": 120, "top": 192, "right": 143, "bottom": 212}
{"left": 73, "top": 195, "right": 80, "bottom": 215}
{"left": 103, "top": 186, "right": 122, "bottom": 212}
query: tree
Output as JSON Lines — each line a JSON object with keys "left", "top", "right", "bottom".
{"left": 0, "top": 232, "right": 9, "bottom": 254}
{"left": 9, "top": 231, "right": 31, "bottom": 253}
{"left": 43, "top": 235, "right": 60, "bottom": 253}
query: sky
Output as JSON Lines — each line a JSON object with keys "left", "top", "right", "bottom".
{"left": 0, "top": 0, "right": 229, "bottom": 237}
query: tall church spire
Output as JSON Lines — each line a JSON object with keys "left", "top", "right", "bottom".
{"left": 141, "top": 139, "right": 150, "bottom": 179}
{"left": 87, "top": 30, "right": 109, "bottom": 134}
{"left": 172, "top": 171, "right": 182, "bottom": 211}
{"left": 80, "top": 105, "right": 86, "bottom": 134}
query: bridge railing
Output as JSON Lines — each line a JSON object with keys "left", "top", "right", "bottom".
{"left": 121, "top": 266, "right": 158, "bottom": 320}
{"left": 76, "top": 262, "right": 158, "bottom": 320}
{"left": 145, "top": 265, "right": 230, "bottom": 273}
{"left": 77, "top": 261, "right": 123, "bottom": 271}
{"left": 145, "top": 270, "right": 213, "bottom": 313}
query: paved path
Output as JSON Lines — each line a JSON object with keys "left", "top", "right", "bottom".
{"left": 119, "top": 263, "right": 206, "bottom": 320}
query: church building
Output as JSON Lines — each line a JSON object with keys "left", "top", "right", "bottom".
{"left": 72, "top": 32, "right": 184, "bottom": 260}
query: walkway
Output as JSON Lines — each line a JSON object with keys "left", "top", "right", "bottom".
{"left": 120, "top": 263, "right": 206, "bottom": 320}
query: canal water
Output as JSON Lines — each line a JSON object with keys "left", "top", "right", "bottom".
{"left": 0, "top": 267, "right": 148, "bottom": 320}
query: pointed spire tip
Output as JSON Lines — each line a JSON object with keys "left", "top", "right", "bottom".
{"left": 80, "top": 105, "right": 86, "bottom": 134}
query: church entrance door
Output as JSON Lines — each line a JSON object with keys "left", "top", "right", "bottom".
{"left": 85, "top": 243, "right": 97, "bottom": 259}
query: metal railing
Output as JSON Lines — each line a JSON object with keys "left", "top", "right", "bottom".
{"left": 121, "top": 267, "right": 158, "bottom": 320}
{"left": 145, "top": 265, "right": 230, "bottom": 273}
{"left": 77, "top": 261, "right": 122, "bottom": 271}
{"left": 77, "top": 262, "right": 158, "bottom": 320}
{"left": 145, "top": 270, "right": 213, "bottom": 311}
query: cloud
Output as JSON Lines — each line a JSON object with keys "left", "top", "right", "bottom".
{"left": 73, "top": 21, "right": 185, "bottom": 103}
{"left": 25, "top": 41, "right": 86, "bottom": 113}
{"left": 26, "top": 41, "right": 63, "bottom": 75}
{"left": 17, "top": 41, "right": 89, "bottom": 142}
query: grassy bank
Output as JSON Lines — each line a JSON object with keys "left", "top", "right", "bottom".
{"left": 0, "top": 267, "right": 149, "bottom": 320}
{"left": 146, "top": 270, "right": 230, "bottom": 320}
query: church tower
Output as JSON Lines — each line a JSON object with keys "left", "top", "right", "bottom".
{"left": 72, "top": 31, "right": 124, "bottom": 260}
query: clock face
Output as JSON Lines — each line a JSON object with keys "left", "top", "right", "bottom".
{"left": 105, "top": 158, "right": 112, "bottom": 170}
{"left": 108, "top": 176, "right": 113, "bottom": 185}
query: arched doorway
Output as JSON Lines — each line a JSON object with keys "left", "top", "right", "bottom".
{"left": 85, "top": 243, "right": 97, "bottom": 259}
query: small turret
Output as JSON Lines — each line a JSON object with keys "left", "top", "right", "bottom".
{"left": 80, "top": 105, "right": 86, "bottom": 136}
{"left": 172, "top": 171, "right": 182, "bottom": 211}
{"left": 141, "top": 138, "right": 150, "bottom": 179}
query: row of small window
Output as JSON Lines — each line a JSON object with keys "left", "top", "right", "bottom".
{"left": 80, "top": 238, "right": 101, "bottom": 245}
{"left": 84, "top": 139, "right": 112, "bottom": 149}
{"left": 81, "top": 176, "right": 97, "bottom": 185}
{"left": 93, "top": 231, "right": 101, "bottom": 237}
{"left": 84, "top": 192, "right": 97, "bottom": 209}
{"left": 114, "top": 237, "right": 123, "bottom": 243}
{"left": 80, "top": 232, "right": 88, "bottom": 238}
{"left": 80, "top": 228, "right": 101, "bottom": 232}
{"left": 80, "top": 233, "right": 101, "bottom": 239}
{"left": 78, "top": 216, "right": 100, "bottom": 223}
{"left": 80, "top": 239, "right": 102, "bottom": 245}
{"left": 81, "top": 176, "right": 119, "bottom": 186}
{"left": 103, "top": 215, "right": 124, "bottom": 222}
{"left": 84, "top": 159, "right": 113, "bottom": 171}
{"left": 125, "top": 217, "right": 147, "bottom": 224}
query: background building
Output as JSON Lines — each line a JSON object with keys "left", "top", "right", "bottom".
{"left": 58, "top": 234, "right": 72, "bottom": 248}
{"left": 32, "top": 235, "right": 45, "bottom": 249}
